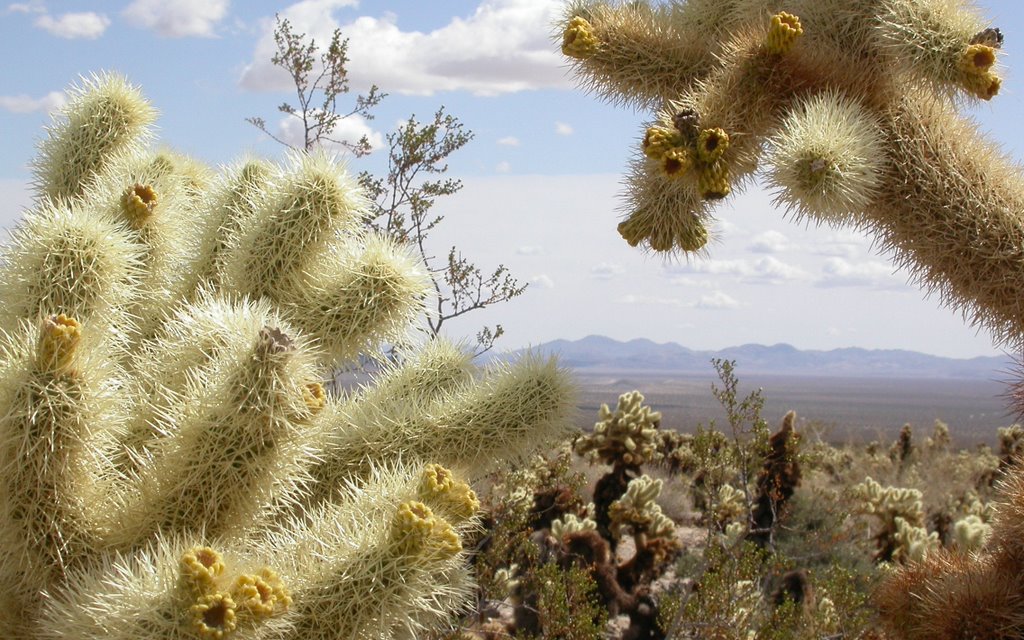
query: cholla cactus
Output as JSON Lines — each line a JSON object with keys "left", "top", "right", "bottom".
{"left": 711, "top": 482, "right": 748, "bottom": 531}
{"left": 952, "top": 514, "right": 991, "bottom": 552}
{"left": 747, "top": 410, "right": 801, "bottom": 547}
{"left": 551, "top": 513, "right": 598, "bottom": 540}
{"left": 997, "top": 423, "right": 1024, "bottom": 472}
{"left": 926, "top": 420, "right": 952, "bottom": 453}
{"left": 558, "top": 1, "right": 1024, "bottom": 347}
{"left": 0, "top": 74, "right": 575, "bottom": 639}
{"left": 607, "top": 475, "right": 676, "bottom": 542}
{"left": 892, "top": 516, "right": 940, "bottom": 563}
{"left": 576, "top": 389, "right": 664, "bottom": 547}
{"left": 851, "top": 476, "right": 926, "bottom": 562}
{"left": 575, "top": 389, "right": 662, "bottom": 468}
{"left": 876, "top": 462, "right": 1024, "bottom": 638}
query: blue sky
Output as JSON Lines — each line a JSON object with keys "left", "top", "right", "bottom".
{"left": 1, "top": 0, "right": 1023, "bottom": 359}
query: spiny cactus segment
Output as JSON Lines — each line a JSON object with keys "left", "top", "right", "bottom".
{"left": 575, "top": 389, "right": 662, "bottom": 468}
{"left": 0, "top": 73, "right": 575, "bottom": 639}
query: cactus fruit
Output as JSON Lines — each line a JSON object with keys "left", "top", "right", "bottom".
{"left": 0, "top": 75, "right": 575, "bottom": 639}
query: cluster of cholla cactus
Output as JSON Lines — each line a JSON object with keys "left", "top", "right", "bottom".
{"left": 559, "top": 2, "right": 1024, "bottom": 634}
{"left": 574, "top": 390, "right": 663, "bottom": 545}
{"left": 0, "top": 74, "right": 575, "bottom": 640}
{"left": 558, "top": 0, "right": 1024, "bottom": 349}
{"left": 851, "top": 476, "right": 928, "bottom": 563}
{"left": 875, "top": 465, "right": 1024, "bottom": 638}
{"left": 481, "top": 392, "right": 682, "bottom": 638}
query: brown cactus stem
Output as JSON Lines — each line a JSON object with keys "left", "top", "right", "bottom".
{"left": 593, "top": 462, "right": 636, "bottom": 552}
{"left": 746, "top": 410, "right": 801, "bottom": 548}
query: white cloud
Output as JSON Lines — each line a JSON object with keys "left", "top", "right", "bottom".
{"left": 817, "top": 257, "right": 907, "bottom": 289}
{"left": 34, "top": 12, "right": 109, "bottom": 38}
{"left": 495, "top": 161, "right": 512, "bottom": 173}
{"left": 696, "top": 291, "right": 740, "bottom": 310}
{"left": 590, "top": 262, "right": 625, "bottom": 280}
{"left": 811, "top": 231, "right": 871, "bottom": 259}
{"left": 748, "top": 230, "right": 792, "bottom": 254}
{"left": 0, "top": 91, "right": 65, "bottom": 114}
{"left": 7, "top": 1, "right": 44, "bottom": 14}
{"left": 276, "top": 111, "right": 383, "bottom": 154}
{"left": 555, "top": 121, "right": 573, "bottom": 136}
{"left": 616, "top": 294, "right": 683, "bottom": 307}
{"left": 240, "top": 0, "right": 569, "bottom": 96}
{"left": 667, "top": 256, "right": 809, "bottom": 284}
{"left": 517, "top": 245, "right": 543, "bottom": 255}
{"left": 497, "top": 136, "right": 520, "bottom": 147}
{"left": 531, "top": 274, "right": 554, "bottom": 289}
{"left": 123, "top": 0, "right": 230, "bottom": 38}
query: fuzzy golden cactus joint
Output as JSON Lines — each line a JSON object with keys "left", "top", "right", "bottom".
{"left": 0, "top": 74, "right": 575, "bottom": 639}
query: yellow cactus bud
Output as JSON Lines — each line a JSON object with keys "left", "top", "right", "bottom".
{"left": 962, "top": 70, "right": 1001, "bottom": 100}
{"left": 231, "top": 568, "right": 291, "bottom": 618}
{"left": 696, "top": 128, "right": 730, "bottom": 164}
{"left": 416, "top": 464, "right": 480, "bottom": 520}
{"left": 190, "top": 592, "right": 238, "bottom": 639}
{"left": 642, "top": 126, "right": 682, "bottom": 160}
{"left": 180, "top": 546, "right": 226, "bottom": 592}
{"left": 391, "top": 500, "right": 462, "bottom": 558}
{"left": 660, "top": 148, "right": 693, "bottom": 178}
{"left": 961, "top": 44, "right": 996, "bottom": 74}
{"left": 679, "top": 221, "right": 708, "bottom": 252}
{"left": 699, "top": 161, "right": 731, "bottom": 200}
{"left": 36, "top": 313, "right": 81, "bottom": 376}
{"left": 766, "top": 12, "right": 803, "bottom": 55}
{"left": 302, "top": 382, "right": 326, "bottom": 413}
{"left": 420, "top": 462, "right": 454, "bottom": 493}
{"left": 119, "top": 183, "right": 157, "bottom": 228}
{"left": 562, "top": 16, "right": 600, "bottom": 59}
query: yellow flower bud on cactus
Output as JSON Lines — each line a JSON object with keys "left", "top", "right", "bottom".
{"left": 231, "top": 569, "right": 291, "bottom": 618}
{"left": 418, "top": 464, "right": 481, "bottom": 522}
{"left": 962, "top": 70, "right": 1001, "bottom": 100}
{"left": 391, "top": 501, "right": 462, "bottom": 558}
{"left": 179, "top": 546, "right": 226, "bottom": 592}
{"left": 190, "top": 592, "right": 238, "bottom": 639}
{"left": 642, "top": 126, "right": 681, "bottom": 160}
{"left": 119, "top": 183, "right": 157, "bottom": 229}
{"left": 698, "top": 160, "right": 731, "bottom": 200}
{"left": 562, "top": 16, "right": 600, "bottom": 59}
{"left": 660, "top": 147, "right": 693, "bottom": 178}
{"left": 36, "top": 313, "right": 81, "bottom": 376}
{"left": 302, "top": 382, "right": 326, "bottom": 413}
{"left": 766, "top": 12, "right": 803, "bottom": 54}
{"left": 680, "top": 220, "right": 709, "bottom": 252}
{"left": 961, "top": 44, "right": 996, "bottom": 73}
{"left": 617, "top": 214, "right": 651, "bottom": 248}
{"left": 696, "top": 128, "right": 730, "bottom": 164}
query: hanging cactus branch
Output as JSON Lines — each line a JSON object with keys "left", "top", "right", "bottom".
{"left": 558, "top": 0, "right": 1024, "bottom": 345}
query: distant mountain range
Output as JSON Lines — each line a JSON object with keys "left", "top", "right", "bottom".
{"left": 513, "top": 335, "right": 1014, "bottom": 380}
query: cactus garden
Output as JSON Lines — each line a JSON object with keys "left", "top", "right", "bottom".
{"left": 5, "top": 0, "right": 1024, "bottom": 638}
